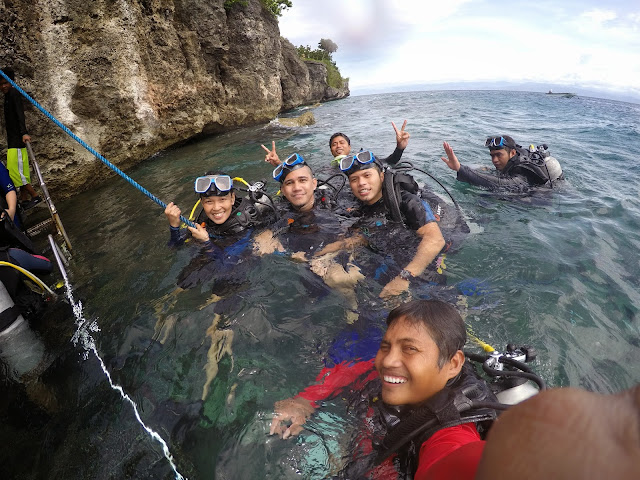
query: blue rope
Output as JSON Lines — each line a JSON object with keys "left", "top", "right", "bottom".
{"left": 0, "top": 70, "right": 196, "bottom": 228}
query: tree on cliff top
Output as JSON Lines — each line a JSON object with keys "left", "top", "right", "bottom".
{"left": 319, "top": 38, "right": 338, "bottom": 57}
{"left": 262, "top": 0, "right": 292, "bottom": 16}
{"left": 296, "top": 40, "right": 346, "bottom": 89}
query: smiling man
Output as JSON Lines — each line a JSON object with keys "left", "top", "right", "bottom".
{"left": 270, "top": 299, "right": 497, "bottom": 479}
{"left": 253, "top": 154, "right": 365, "bottom": 320}
{"left": 337, "top": 152, "right": 446, "bottom": 298}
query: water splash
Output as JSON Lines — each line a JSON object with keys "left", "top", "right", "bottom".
{"left": 49, "top": 237, "right": 186, "bottom": 480}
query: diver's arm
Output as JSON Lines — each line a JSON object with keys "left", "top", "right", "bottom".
{"left": 405, "top": 222, "right": 445, "bottom": 275}
{"left": 378, "top": 146, "right": 404, "bottom": 165}
{"left": 456, "top": 165, "right": 530, "bottom": 192}
{"left": 270, "top": 359, "right": 377, "bottom": 439}
{"left": 165, "top": 202, "right": 188, "bottom": 247}
{"left": 187, "top": 224, "right": 211, "bottom": 243}
{"left": 313, "top": 234, "right": 368, "bottom": 257}
{"left": 379, "top": 222, "right": 445, "bottom": 299}
{"left": 252, "top": 229, "right": 285, "bottom": 255}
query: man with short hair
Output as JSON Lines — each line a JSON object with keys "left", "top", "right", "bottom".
{"left": 261, "top": 120, "right": 410, "bottom": 170}
{"left": 441, "top": 135, "right": 564, "bottom": 191}
{"left": 317, "top": 152, "right": 445, "bottom": 299}
{"left": 0, "top": 68, "right": 41, "bottom": 206}
{"left": 271, "top": 299, "right": 495, "bottom": 479}
{"left": 254, "top": 154, "right": 365, "bottom": 320}
{"left": 329, "top": 120, "right": 409, "bottom": 166}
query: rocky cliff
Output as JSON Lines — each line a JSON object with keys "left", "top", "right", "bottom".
{"left": 0, "top": 0, "right": 349, "bottom": 198}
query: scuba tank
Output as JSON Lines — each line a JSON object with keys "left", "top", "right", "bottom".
{"left": 466, "top": 343, "right": 544, "bottom": 405}
{"left": 513, "top": 144, "right": 564, "bottom": 185}
{"left": 381, "top": 161, "right": 471, "bottom": 251}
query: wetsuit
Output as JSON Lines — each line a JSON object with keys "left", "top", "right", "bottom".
{"left": 293, "top": 359, "right": 488, "bottom": 479}
{"left": 270, "top": 194, "right": 350, "bottom": 256}
{"left": 3, "top": 87, "right": 31, "bottom": 188}
{"left": 456, "top": 151, "right": 564, "bottom": 192}
{"left": 378, "top": 147, "right": 405, "bottom": 166}
{"left": 168, "top": 196, "right": 275, "bottom": 248}
{"left": 169, "top": 196, "right": 276, "bottom": 296}
{"left": 349, "top": 190, "right": 446, "bottom": 285}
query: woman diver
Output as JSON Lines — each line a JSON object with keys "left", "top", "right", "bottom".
{"left": 164, "top": 171, "right": 276, "bottom": 246}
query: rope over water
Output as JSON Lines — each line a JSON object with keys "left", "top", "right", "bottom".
{"left": 0, "top": 70, "right": 196, "bottom": 228}
{"left": 47, "top": 235, "right": 187, "bottom": 480}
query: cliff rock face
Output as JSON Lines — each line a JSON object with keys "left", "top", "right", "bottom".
{"left": 0, "top": 0, "right": 349, "bottom": 198}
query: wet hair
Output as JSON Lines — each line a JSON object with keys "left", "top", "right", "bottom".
{"left": 0, "top": 67, "right": 15, "bottom": 81}
{"left": 386, "top": 299, "right": 466, "bottom": 368}
{"left": 280, "top": 162, "right": 314, "bottom": 183}
{"left": 345, "top": 159, "right": 381, "bottom": 178}
{"left": 329, "top": 132, "right": 350, "bottom": 147}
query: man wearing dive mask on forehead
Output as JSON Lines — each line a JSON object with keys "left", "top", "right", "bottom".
{"left": 441, "top": 135, "right": 564, "bottom": 192}
{"left": 253, "top": 153, "right": 366, "bottom": 322}
{"left": 314, "top": 151, "right": 446, "bottom": 299}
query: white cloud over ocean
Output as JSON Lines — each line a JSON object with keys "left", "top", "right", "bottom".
{"left": 278, "top": 0, "right": 640, "bottom": 101}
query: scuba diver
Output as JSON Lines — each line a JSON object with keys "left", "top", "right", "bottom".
{"left": 441, "top": 135, "right": 564, "bottom": 192}
{"left": 328, "top": 120, "right": 410, "bottom": 168}
{"left": 253, "top": 154, "right": 365, "bottom": 322}
{"left": 164, "top": 170, "right": 276, "bottom": 246}
{"left": 270, "top": 299, "right": 544, "bottom": 479}
{"left": 315, "top": 151, "right": 453, "bottom": 299}
{"left": 161, "top": 171, "right": 277, "bottom": 401}
{"left": 261, "top": 119, "right": 410, "bottom": 171}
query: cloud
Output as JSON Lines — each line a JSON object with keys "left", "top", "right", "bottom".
{"left": 277, "top": 0, "right": 640, "bottom": 100}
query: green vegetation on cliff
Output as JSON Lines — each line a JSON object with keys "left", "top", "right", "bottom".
{"left": 296, "top": 39, "right": 347, "bottom": 89}
{"left": 225, "top": 0, "right": 292, "bottom": 17}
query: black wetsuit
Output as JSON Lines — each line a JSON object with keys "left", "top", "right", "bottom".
{"left": 168, "top": 196, "right": 275, "bottom": 247}
{"left": 378, "top": 147, "right": 404, "bottom": 166}
{"left": 271, "top": 194, "right": 349, "bottom": 256}
{"left": 348, "top": 190, "right": 445, "bottom": 284}
{"left": 457, "top": 151, "right": 563, "bottom": 192}
{"left": 3, "top": 88, "right": 28, "bottom": 149}
{"left": 168, "top": 195, "right": 275, "bottom": 296}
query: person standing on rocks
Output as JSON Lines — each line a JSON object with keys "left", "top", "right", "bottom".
{"left": 0, "top": 67, "right": 41, "bottom": 209}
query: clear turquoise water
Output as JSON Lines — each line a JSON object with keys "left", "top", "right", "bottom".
{"left": 2, "top": 90, "right": 639, "bottom": 479}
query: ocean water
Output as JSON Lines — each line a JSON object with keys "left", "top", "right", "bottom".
{"left": 2, "top": 90, "right": 639, "bottom": 479}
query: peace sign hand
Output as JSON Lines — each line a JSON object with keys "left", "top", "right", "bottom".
{"left": 261, "top": 141, "right": 282, "bottom": 166}
{"left": 392, "top": 120, "right": 410, "bottom": 150}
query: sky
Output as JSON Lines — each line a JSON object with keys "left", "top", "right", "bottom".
{"left": 277, "top": 0, "right": 640, "bottom": 102}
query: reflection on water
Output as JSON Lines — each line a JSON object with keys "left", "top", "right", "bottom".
{"left": 2, "top": 91, "right": 639, "bottom": 479}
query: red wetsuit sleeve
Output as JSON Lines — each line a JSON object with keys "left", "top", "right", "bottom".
{"left": 295, "top": 359, "right": 377, "bottom": 406}
{"left": 414, "top": 423, "right": 484, "bottom": 480}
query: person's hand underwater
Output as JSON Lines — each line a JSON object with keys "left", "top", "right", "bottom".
{"left": 270, "top": 397, "right": 315, "bottom": 440}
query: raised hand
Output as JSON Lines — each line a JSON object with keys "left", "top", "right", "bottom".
{"left": 261, "top": 141, "right": 282, "bottom": 166}
{"left": 392, "top": 120, "right": 410, "bottom": 150}
{"left": 441, "top": 141, "right": 461, "bottom": 171}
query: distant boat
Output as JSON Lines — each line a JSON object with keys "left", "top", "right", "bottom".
{"left": 546, "top": 90, "right": 576, "bottom": 98}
